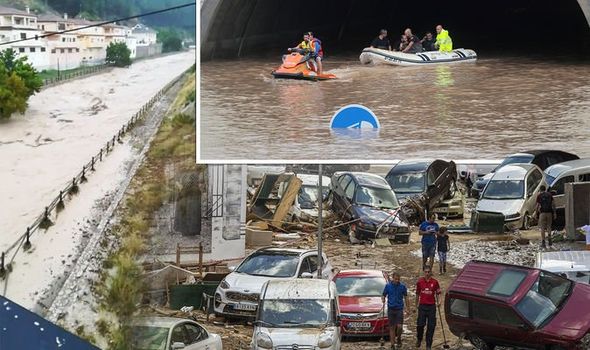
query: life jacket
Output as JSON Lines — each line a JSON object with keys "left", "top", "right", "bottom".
{"left": 298, "top": 40, "right": 311, "bottom": 50}
{"left": 435, "top": 29, "right": 453, "bottom": 52}
{"left": 310, "top": 38, "right": 324, "bottom": 57}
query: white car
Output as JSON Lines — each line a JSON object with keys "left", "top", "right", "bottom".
{"left": 281, "top": 173, "right": 331, "bottom": 222}
{"left": 252, "top": 279, "right": 341, "bottom": 350}
{"left": 535, "top": 250, "right": 590, "bottom": 284}
{"left": 475, "top": 163, "right": 546, "bottom": 230}
{"left": 214, "top": 247, "right": 334, "bottom": 318}
{"left": 130, "top": 317, "right": 222, "bottom": 350}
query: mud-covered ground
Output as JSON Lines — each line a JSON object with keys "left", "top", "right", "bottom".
{"left": 179, "top": 214, "right": 585, "bottom": 350}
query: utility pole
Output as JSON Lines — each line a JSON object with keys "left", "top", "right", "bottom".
{"left": 317, "top": 164, "right": 323, "bottom": 278}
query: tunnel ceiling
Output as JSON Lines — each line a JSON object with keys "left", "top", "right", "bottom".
{"left": 202, "top": 0, "right": 590, "bottom": 59}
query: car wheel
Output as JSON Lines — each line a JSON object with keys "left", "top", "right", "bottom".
{"left": 445, "top": 180, "right": 457, "bottom": 199}
{"left": 468, "top": 334, "right": 495, "bottom": 350}
{"left": 521, "top": 212, "right": 531, "bottom": 230}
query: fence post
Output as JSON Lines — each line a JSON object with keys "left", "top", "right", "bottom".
{"left": 99, "top": 149, "right": 103, "bottom": 161}
{"left": 81, "top": 165, "right": 87, "bottom": 183}
{"left": 23, "top": 227, "right": 31, "bottom": 250}
{"left": 0, "top": 252, "right": 5, "bottom": 276}
{"left": 91, "top": 156, "right": 95, "bottom": 171}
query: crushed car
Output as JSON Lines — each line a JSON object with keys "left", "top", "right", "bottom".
{"left": 214, "top": 247, "right": 333, "bottom": 319}
{"left": 385, "top": 159, "right": 457, "bottom": 224}
{"left": 279, "top": 173, "right": 331, "bottom": 223}
{"left": 446, "top": 260, "right": 590, "bottom": 350}
{"left": 471, "top": 150, "right": 578, "bottom": 198}
{"left": 474, "top": 164, "right": 546, "bottom": 231}
{"left": 328, "top": 172, "right": 410, "bottom": 244}
{"left": 247, "top": 173, "right": 302, "bottom": 228}
{"left": 333, "top": 269, "right": 389, "bottom": 338}
{"left": 130, "top": 317, "right": 223, "bottom": 350}
{"left": 252, "top": 279, "right": 341, "bottom": 350}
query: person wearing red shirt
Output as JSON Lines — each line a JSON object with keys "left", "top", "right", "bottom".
{"left": 414, "top": 266, "right": 441, "bottom": 350}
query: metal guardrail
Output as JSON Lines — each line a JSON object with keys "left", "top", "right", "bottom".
{"left": 42, "top": 64, "right": 110, "bottom": 87}
{"left": 0, "top": 68, "right": 190, "bottom": 283}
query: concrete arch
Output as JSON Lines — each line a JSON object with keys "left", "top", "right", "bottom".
{"left": 201, "top": 0, "right": 590, "bottom": 59}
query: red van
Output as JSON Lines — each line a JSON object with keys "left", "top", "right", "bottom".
{"left": 445, "top": 260, "right": 590, "bottom": 349}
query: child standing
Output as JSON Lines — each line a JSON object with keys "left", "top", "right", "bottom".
{"left": 436, "top": 226, "right": 450, "bottom": 274}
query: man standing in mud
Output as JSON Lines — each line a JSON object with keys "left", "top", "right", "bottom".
{"left": 536, "top": 185, "right": 556, "bottom": 248}
{"left": 382, "top": 272, "right": 410, "bottom": 350}
{"left": 419, "top": 214, "right": 439, "bottom": 270}
{"left": 415, "top": 267, "right": 441, "bottom": 350}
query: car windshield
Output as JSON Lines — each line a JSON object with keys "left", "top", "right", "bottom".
{"left": 388, "top": 172, "right": 426, "bottom": 193}
{"left": 259, "top": 299, "right": 331, "bottom": 328}
{"left": 335, "top": 276, "right": 386, "bottom": 297}
{"left": 129, "top": 326, "right": 169, "bottom": 350}
{"left": 482, "top": 180, "right": 524, "bottom": 200}
{"left": 354, "top": 186, "right": 399, "bottom": 209}
{"left": 493, "top": 155, "right": 534, "bottom": 172}
{"left": 236, "top": 253, "right": 300, "bottom": 277}
{"left": 298, "top": 185, "right": 329, "bottom": 209}
{"left": 516, "top": 272, "right": 573, "bottom": 328}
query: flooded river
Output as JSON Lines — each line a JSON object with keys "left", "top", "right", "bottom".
{"left": 200, "top": 55, "right": 590, "bottom": 161}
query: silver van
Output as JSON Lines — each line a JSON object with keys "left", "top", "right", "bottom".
{"left": 544, "top": 159, "right": 590, "bottom": 228}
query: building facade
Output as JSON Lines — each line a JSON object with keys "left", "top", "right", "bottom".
{"left": 0, "top": 5, "right": 160, "bottom": 71}
{"left": 0, "top": 6, "right": 49, "bottom": 69}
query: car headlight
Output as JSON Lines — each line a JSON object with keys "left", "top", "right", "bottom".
{"left": 505, "top": 213, "right": 520, "bottom": 220}
{"left": 255, "top": 332, "right": 273, "bottom": 348}
{"left": 220, "top": 280, "right": 230, "bottom": 289}
{"left": 318, "top": 330, "right": 335, "bottom": 348}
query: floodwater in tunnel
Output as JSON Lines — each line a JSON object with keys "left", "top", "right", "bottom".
{"left": 199, "top": 0, "right": 590, "bottom": 161}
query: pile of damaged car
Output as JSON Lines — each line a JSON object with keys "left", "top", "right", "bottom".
{"left": 202, "top": 158, "right": 590, "bottom": 350}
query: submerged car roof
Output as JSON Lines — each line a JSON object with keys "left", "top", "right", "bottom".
{"left": 491, "top": 163, "right": 536, "bottom": 180}
{"left": 448, "top": 260, "right": 537, "bottom": 302}
{"left": 296, "top": 173, "right": 331, "bottom": 186}
{"left": 262, "top": 279, "right": 335, "bottom": 300}
{"left": 130, "top": 316, "right": 194, "bottom": 328}
{"left": 544, "top": 159, "right": 590, "bottom": 178}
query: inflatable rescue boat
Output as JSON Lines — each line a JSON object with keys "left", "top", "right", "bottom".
{"left": 272, "top": 49, "right": 336, "bottom": 81}
{"left": 359, "top": 47, "right": 477, "bottom": 66}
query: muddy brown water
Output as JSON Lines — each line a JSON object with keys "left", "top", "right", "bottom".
{"left": 200, "top": 55, "right": 590, "bottom": 161}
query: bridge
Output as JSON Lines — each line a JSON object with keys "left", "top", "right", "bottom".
{"left": 201, "top": 0, "right": 590, "bottom": 59}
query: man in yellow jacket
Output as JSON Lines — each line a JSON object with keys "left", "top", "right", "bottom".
{"left": 435, "top": 25, "right": 453, "bottom": 52}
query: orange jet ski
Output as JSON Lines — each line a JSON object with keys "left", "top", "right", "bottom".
{"left": 271, "top": 48, "right": 336, "bottom": 81}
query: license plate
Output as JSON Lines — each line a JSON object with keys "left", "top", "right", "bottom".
{"left": 234, "top": 303, "right": 257, "bottom": 311}
{"left": 347, "top": 322, "right": 371, "bottom": 329}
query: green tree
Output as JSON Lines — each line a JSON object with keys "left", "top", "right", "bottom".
{"left": 1, "top": 49, "right": 42, "bottom": 96}
{"left": 157, "top": 28, "right": 183, "bottom": 53}
{"left": 106, "top": 42, "right": 132, "bottom": 67}
{"left": 0, "top": 49, "right": 42, "bottom": 119}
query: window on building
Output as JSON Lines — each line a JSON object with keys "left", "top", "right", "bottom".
{"left": 18, "top": 47, "right": 25, "bottom": 53}
{"left": 20, "top": 33, "right": 26, "bottom": 40}
{"left": 41, "top": 47, "right": 46, "bottom": 52}
{"left": 68, "top": 48, "right": 72, "bottom": 53}
{"left": 62, "top": 37, "right": 65, "bottom": 42}
{"left": 60, "top": 48, "right": 64, "bottom": 53}
{"left": 42, "top": 25, "right": 45, "bottom": 30}
{"left": 30, "top": 47, "right": 35, "bottom": 53}
{"left": 76, "top": 48, "right": 79, "bottom": 52}
{"left": 51, "top": 49, "right": 56, "bottom": 54}
{"left": 58, "top": 23, "right": 65, "bottom": 30}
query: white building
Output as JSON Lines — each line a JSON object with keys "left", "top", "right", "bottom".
{"left": 71, "top": 18, "right": 107, "bottom": 66}
{"left": 124, "top": 26, "right": 137, "bottom": 59}
{"left": 0, "top": 6, "right": 49, "bottom": 69}
{"left": 37, "top": 13, "right": 82, "bottom": 70}
{"left": 132, "top": 23, "right": 157, "bottom": 46}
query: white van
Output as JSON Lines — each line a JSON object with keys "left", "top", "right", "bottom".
{"left": 535, "top": 250, "right": 590, "bottom": 284}
{"left": 251, "top": 279, "right": 341, "bottom": 350}
{"left": 278, "top": 173, "right": 331, "bottom": 222}
{"left": 544, "top": 159, "right": 590, "bottom": 225}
